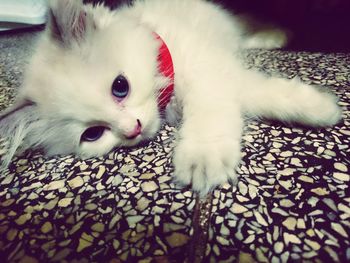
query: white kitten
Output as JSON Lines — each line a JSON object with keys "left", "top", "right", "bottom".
{"left": 0, "top": 0, "right": 342, "bottom": 194}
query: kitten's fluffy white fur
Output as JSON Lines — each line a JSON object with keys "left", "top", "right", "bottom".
{"left": 0, "top": 0, "right": 342, "bottom": 193}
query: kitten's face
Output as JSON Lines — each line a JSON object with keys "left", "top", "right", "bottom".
{"left": 19, "top": 5, "right": 165, "bottom": 158}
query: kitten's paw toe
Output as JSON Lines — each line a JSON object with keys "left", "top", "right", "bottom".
{"left": 317, "top": 93, "right": 342, "bottom": 126}
{"left": 172, "top": 138, "right": 240, "bottom": 194}
{"left": 172, "top": 167, "right": 192, "bottom": 187}
{"left": 298, "top": 83, "right": 342, "bottom": 127}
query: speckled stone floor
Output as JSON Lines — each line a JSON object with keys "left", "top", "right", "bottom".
{"left": 0, "top": 29, "right": 350, "bottom": 262}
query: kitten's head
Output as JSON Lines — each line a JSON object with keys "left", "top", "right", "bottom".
{"left": 0, "top": 0, "right": 168, "bottom": 167}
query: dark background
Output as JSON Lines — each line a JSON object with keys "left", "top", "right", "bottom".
{"left": 86, "top": 0, "right": 350, "bottom": 51}
{"left": 220, "top": 0, "right": 350, "bottom": 51}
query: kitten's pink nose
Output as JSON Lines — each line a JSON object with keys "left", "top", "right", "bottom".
{"left": 125, "top": 119, "right": 142, "bottom": 139}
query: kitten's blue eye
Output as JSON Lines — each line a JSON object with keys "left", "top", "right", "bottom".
{"left": 81, "top": 126, "right": 105, "bottom": 142}
{"left": 112, "top": 75, "right": 129, "bottom": 99}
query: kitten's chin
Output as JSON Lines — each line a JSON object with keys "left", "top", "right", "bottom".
{"left": 78, "top": 135, "right": 153, "bottom": 159}
{"left": 121, "top": 135, "right": 144, "bottom": 147}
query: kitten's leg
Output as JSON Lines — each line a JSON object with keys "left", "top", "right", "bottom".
{"left": 239, "top": 71, "right": 342, "bottom": 126}
{"left": 236, "top": 14, "right": 290, "bottom": 49}
{"left": 242, "top": 29, "right": 289, "bottom": 49}
{"left": 173, "top": 75, "right": 243, "bottom": 194}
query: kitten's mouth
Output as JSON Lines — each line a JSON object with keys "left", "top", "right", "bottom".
{"left": 124, "top": 119, "right": 142, "bottom": 140}
{"left": 125, "top": 133, "right": 141, "bottom": 140}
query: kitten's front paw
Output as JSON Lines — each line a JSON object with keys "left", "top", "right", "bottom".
{"left": 173, "top": 137, "right": 241, "bottom": 194}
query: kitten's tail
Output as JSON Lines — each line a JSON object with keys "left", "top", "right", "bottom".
{"left": 239, "top": 72, "right": 342, "bottom": 127}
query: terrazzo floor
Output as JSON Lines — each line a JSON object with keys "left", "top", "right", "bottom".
{"left": 0, "top": 29, "right": 350, "bottom": 262}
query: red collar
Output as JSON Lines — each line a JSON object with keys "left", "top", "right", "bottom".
{"left": 154, "top": 32, "right": 174, "bottom": 111}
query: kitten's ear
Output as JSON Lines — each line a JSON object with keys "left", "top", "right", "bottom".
{"left": 0, "top": 98, "right": 37, "bottom": 170}
{"left": 48, "top": 0, "right": 95, "bottom": 46}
